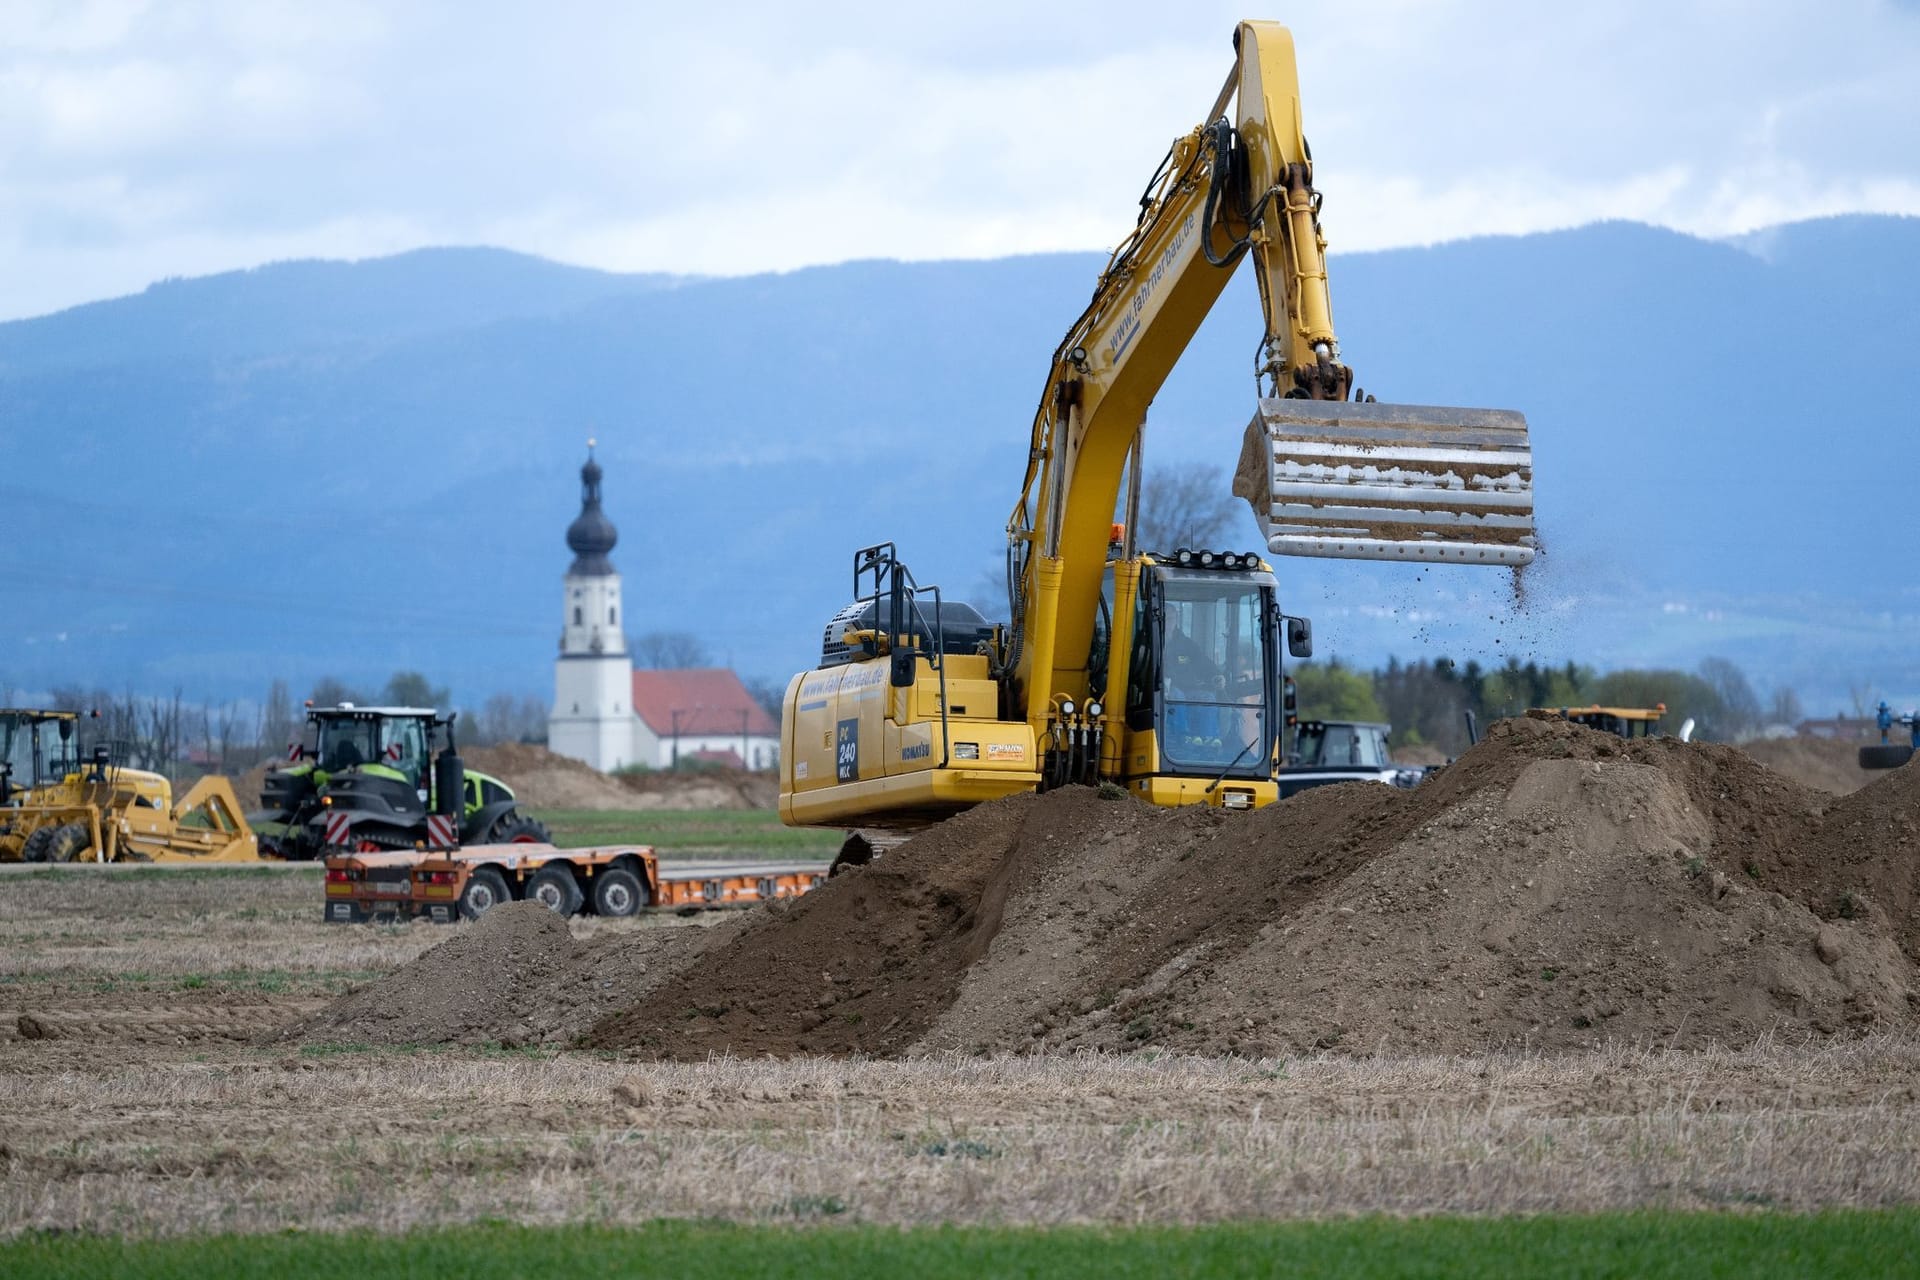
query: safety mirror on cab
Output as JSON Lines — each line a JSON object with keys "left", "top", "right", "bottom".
{"left": 890, "top": 649, "right": 917, "bottom": 688}
{"left": 1286, "top": 616, "right": 1314, "bottom": 659}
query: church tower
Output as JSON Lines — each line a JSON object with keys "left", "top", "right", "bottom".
{"left": 548, "top": 442, "right": 634, "bottom": 770}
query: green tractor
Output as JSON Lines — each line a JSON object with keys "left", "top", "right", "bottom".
{"left": 251, "top": 704, "right": 549, "bottom": 860}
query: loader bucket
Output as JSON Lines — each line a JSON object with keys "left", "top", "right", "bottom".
{"left": 1233, "top": 398, "right": 1535, "bottom": 566}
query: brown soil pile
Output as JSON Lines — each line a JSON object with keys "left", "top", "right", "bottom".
{"left": 461, "top": 744, "right": 637, "bottom": 810}
{"left": 465, "top": 744, "right": 772, "bottom": 811}
{"left": 282, "top": 905, "right": 734, "bottom": 1048}
{"left": 617, "top": 767, "right": 776, "bottom": 811}
{"left": 299, "top": 719, "right": 1918, "bottom": 1058}
{"left": 1743, "top": 736, "right": 1883, "bottom": 795}
{"left": 579, "top": 718, "right": 1920, "bottom": 1058}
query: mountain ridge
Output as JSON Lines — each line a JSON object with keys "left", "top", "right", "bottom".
{"left": 3, "top": 216, "right": 1914, "bottom": 711}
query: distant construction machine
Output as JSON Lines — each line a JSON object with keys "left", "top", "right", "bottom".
{"left": 252, "top": 704, "right": 548, "bottom": 860}
{"left": 779, "top": 19, "right": 1535, "bottom": 870}
{"left": 0, "top": 707, "right": 257, "bottom": 863}
{"left": 1861, "top": 707, "right": 1917, "bottom": 770}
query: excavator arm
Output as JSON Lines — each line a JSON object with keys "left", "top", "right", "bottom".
{"left": 1005, "top": 20, "right": 1534, "bottom": 737}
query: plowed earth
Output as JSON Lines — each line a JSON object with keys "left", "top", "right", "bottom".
{"left": 323, "top": 717, "right": 1920, "bottom": 1058}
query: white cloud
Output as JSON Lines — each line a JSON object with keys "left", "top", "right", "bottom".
{"left": 1, "top": 0, "right": 1918, "bottom": 320}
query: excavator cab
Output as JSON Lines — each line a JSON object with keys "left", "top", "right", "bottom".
{"left": 1114, "top": 550, "right": 1310, "bottom": 808}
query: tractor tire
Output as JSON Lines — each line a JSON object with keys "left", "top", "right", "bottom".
{"left": 526, "top": 865, "right": 584, "bottom": 917}
{"left": 21, "top": 826, "right": 56, "bottom": 863}
{"left": 25, "top": 823, "right": 90, "bottom": 863}
{"left": 485, "top": 812, "right": 551, "bottom": 845}
{"left": 458, "top": 867, "right": 513, "bottom": 921}
{"left": 1860, "top": 744, "right": 1915, "bottom": 770}
{"left": 592, "top": 868, "right": 645, "bottom": 918}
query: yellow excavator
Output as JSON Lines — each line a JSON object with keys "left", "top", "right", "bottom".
{"left": 779, "top": 20, "right": 1534, "bottom": 869}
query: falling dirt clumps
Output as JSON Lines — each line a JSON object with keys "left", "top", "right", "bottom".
{"left": 283, "top": 904, "right": 736, "bottom": 1048}
{"left": 578, "top": 716, "right": 1920, "bottom": 1059}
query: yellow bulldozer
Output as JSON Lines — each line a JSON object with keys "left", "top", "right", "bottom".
{"left": 0, "top": 708, "right": 259, "bottom": 863}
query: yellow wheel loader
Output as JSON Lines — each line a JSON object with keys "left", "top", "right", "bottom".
{"left": 780, "top": 20, "right": 1535, "bottom": 870}
{"left": 0, "top": 710, "right": 258, "bottom": 863}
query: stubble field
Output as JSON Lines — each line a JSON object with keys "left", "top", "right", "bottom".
{"left": 2, "top": 865, "right": 1918, "bottom": 1251}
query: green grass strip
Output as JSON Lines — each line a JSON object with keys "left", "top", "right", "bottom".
{"left": 535, "top": 808, "right": 839, "bottom": 859}
{"left": 6, "top": 1211, "right": 1919, "bottom": 1279}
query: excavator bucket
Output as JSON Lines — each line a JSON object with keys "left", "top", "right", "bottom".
{"left": 1233, "top": 398, "right": 1535, "bottom": 566}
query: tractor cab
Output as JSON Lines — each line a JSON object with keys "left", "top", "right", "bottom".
{"left": 0, "top": 710, "right": 79, "bottom": 806}
{"left": 1291, "top": 720, "right": 1393, "bottom": 768}
{"left": 307, "top": 707, "right": 439, "bottom": 798}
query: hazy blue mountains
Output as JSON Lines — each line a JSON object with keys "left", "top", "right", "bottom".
{"left": 3, "top": 218, "right": 1915, "bottom": 713}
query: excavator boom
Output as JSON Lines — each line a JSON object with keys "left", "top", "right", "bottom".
{"left": 1236, "top": 400, "right": 1535, "bottom": 565}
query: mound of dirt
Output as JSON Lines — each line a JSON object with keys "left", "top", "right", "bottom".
{"left": 617, "top": 767, "right": 776, "bottom": 811}
{"left": 1743, "top": 736, "right": 1884, "bottom": 795}
{"left": 579, "top": 717, "right": 1920, "bottom": 1058}
{"left": 466, "top": 744, "right": 773, "bottom": 811}
{"left": 462, "top": 743, "right": 637, "bottom": 811}
{"left": 296, "top": 719, "right": 1919, "bottom": 1058}
{"left": 282, "top": 904, "right": 733, "bottom": 1048}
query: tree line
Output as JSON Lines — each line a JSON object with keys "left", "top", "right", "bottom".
{"left": 1291, "top": 654, "right": 1801, "bottom": 755}
{"left": 31, "top": 672, "right": 550, "bottom": 783}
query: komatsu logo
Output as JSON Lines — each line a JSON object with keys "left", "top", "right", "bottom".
{"left": 901, "top": 742, "right": 931, "bottom": 761}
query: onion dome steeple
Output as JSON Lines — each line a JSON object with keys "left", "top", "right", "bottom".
{"left": 566, "top": 439, "right": 618, "bottom": 576}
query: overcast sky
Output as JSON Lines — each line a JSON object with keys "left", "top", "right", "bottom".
{"left": 3, "top": 0, "right": 1917, "bottom": 321}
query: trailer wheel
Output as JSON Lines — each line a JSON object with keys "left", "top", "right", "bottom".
{"left": 526, "top": 865, "right": 584, "bottom": 917}
{"left": 592, "top": 868, "right": 644, "bottom": 918}
{"left": 459, "top": 867, "right": 512, "bottom": 920}
{"left": 1860, "top": 744, "right": 1915, "bottom": 770}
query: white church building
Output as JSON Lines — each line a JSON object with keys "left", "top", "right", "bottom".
{"left": 547, "top": 446, "right": 780, "bottom": 772}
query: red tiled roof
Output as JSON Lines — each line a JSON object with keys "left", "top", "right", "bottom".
{"left": 631, "top": 668, "right": 779, "bottom": 737}
{"left": 688, "top": 747, "right": 745, "bottom": 769}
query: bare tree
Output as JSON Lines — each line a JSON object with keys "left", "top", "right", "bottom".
{"left": 743, "top": 675, "right": 787, "bottom": 724}
{"left": 1133, "top": 462, "right": 1244, "bottom": 553}
{"left": 473, "top": 693, "right": 551, "bottom": 746}
{"left": 207, "top": 702, "right": 247, "bottom": 775}
{"left": 381, "top": 671, "right": 449, "bottom": 709}
{"left": 1698, "top": 657, "right": 1761, "bottom": 740}
{"left": 632, "top": 631, "right": 711, "bottom": 670}
{"left": 261, "top": 679, "right": 297, "bottom": 757}
{"left": 310, "top": 676, "right": 365, "bottom": 708}
{"left": 144, "top": 688, "right": 186, "bottom": 779}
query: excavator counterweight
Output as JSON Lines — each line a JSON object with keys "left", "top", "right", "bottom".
{"left": 1235, "top": 399, "right": 1535, "bottom": 565}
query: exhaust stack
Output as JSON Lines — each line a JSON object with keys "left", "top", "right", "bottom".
{"left": 1234, "top": 398, "right": 1535, "bottom": 566}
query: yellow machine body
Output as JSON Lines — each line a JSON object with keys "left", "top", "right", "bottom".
{"left": 1, "top": 766, "right": 259, "bottom": 863}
